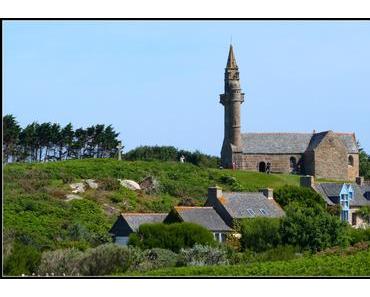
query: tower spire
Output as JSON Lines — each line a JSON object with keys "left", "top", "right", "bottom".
{"left": 226, "top": 44, "right": 238, "bottom": 69}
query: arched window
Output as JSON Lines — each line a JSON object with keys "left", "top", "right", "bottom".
{"left": 259, "top": 162, "right": 266, "bottom": 173}
{"left": 348, "top": 155, "right": 354, "bottom": 166}
{"left": 290, "top": 157, "right": 297, "bottom": 173}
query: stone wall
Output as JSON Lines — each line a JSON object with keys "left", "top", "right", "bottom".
{"left": 240, "top": 153, "right": 303, "bottom": 173}
{"left": 313, "top": 132, "right": 348, "bottom": 180}
{"left": 347, "top": 154, "right": 359, "bottom": 181}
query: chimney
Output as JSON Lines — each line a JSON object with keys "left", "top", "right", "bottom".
{"left": 208, "top": 186, "right": 222, "bottom": 200}
{"left": 300, "top": 175, "right": 315, "bottom": 188}
{"left": 356, "top": 176, "right": 364, "bottom": 186}
{"left": 259, "top": 188, "right": 273, "bottom": 200}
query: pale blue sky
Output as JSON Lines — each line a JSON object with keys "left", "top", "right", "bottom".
{"left": 3, "top": 21, "right": 370, "bottom": 155}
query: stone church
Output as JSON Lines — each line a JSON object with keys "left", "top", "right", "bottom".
{"left": 220, "top": 45, "right": 359, "bottom": 181}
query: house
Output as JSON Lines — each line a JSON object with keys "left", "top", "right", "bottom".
{"left": 301, "top": 176, "right": 370, "bottom": 227}
{"left": 164, "top": 206, "right": 232, "bottom": 242}
{"left": 109, "top": 213, "right": 167, "bottom": 245}
{"left": 205, "top": 186, "right": 285, "bottom": 227}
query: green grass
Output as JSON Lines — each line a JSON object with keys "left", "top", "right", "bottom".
{"left": 125, "top": 249, "right": 370, "bottom": 276}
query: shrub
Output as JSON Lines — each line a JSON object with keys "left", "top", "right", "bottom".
{"left": 346, "top": 227, "right": 370, "bottom": 245}
{"left": 129, "top": 248, "right": 178, "bottom": 272}
{"left": 240, "top": 217, "right": 281, "bottom": 252}
{"left": 219, "top": 175, "right": 243, "bottom": 191}
{"left": 178, "top": 244, "right": 229, "bottom": 266}
{"left": 4, "top": 242, "right": 41, "bottom": 276}
{"left": 37, "top": 248, "right": 84, "bottom": 276}
{"left": 99, "top": 178, "right": 121, "bottom": 191}
{"left": 274, "top": 185, "right": 326, "bottom": 209}
{"left": 110, "top": 193, "right": 123, "bottom": 203}
{"left": 79, "top": 243, "right": 133, "bottom": 276}
{"left": 280, "top": 203, "right": 348, "bottom": 252}
{"left": 128, "top": 222, "right": 215, "bottom": 252}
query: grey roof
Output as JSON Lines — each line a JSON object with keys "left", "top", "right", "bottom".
{"left": 315, "top": 183, "right": 370, "bottom": 207}
{"left": 219, "top": 192, "right": 285, "bottom": 219}
{"left": 174, "top": 207, "right": 232, "bottom": 232}
{"left": 122, "top": 213, "right": 167, "bottom": 231}
{"left": 241, "top": 132, "right": 358, "bottom": 154}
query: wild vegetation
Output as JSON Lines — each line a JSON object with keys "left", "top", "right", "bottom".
{"left": 3, "top": 158, "right": 300, "bottom": 275}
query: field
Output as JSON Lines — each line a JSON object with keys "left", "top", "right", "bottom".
{"left": 127, "top": 249, "right": 370, "bottom": 277}
{"left": 3, "top": 159, "right": 300, "bottom": 253}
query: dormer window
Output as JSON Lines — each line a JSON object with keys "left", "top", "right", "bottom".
{"left": 247, "top": 209, "right": 255, "bottom": 216}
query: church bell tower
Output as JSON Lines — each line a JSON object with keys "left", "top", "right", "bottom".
{"left": 220, "top": 44, "right": 245, "bottom": 168}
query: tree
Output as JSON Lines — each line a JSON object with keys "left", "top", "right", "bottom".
{"left": 274, "top": 185, "right": 326, "bottom": 209}
{"left": 240, "top": 217, "right": 281, "bottom": 252}
{"left": 280, "top": 203, "right": 347, "bottom": 252}
{"left": 3, "top": 114, "right": 21, "bottom": 163}
{"left": 128, "top": 222, "right": 215, "bottom": 252}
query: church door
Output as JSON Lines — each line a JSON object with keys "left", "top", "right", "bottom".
{"left": 259, "top": 162, "right": 266, "bottom": 172}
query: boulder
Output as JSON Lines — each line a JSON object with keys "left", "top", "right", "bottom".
{"left": 85, "top": 179, "right": 98, "bottom": 189}
{"left": 118, "top": 179, "right": 141, "bottom": 191}
{"left": 65, "top": 194, "right": 83, "bottom": 202}
{"left": 69, "top": 182, "right": 85, "bottom": 193}
{"left": 139, "top": 176, "right": 160, "bottom": 194}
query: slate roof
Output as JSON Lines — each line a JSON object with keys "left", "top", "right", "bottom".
{"left": 122, "top": 213, "right": 167, "bottom": 231}
{"left": 241, "top": 132, "right": 358, "bottom": 154}
{"left": 315, "top": 183, "right": 370, "bottom": 207}
{"left": 218, "top": 192, "right": 285, "bottom": 219}
{"left": 174, "top": 207, "right": 232, "bottom": 232}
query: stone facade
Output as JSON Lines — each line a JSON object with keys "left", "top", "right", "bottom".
{"left": 219, "top": 45, "right": 359, "bottom": 181}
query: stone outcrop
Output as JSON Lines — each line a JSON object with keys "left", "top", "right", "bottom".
{"left": 118, "top": 179, "right": 141, "bottom": 191}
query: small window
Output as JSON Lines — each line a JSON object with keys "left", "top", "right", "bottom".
{"left": 348, "top": 155, "right": 354, "bottom": 166}
{"left": 247, "top": 208, "right": 255, "bottom": 216}
{"left": 259, "top": 208, "right": 268, "bottom": 215}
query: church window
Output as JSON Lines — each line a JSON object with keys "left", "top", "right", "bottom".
{"left": 259, "top": 162, "right": 266, "bottom": 173}
{"left": 348, "top": 155, "right": 354, "bottom": 166}
{"left": 290, "top": 157, "right": 297, "bottom": 173}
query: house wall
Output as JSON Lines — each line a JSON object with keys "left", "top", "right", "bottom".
{"left": 349, "top": 207, "right": 368, "bottom": 228}
{"left": 239, "top": 153, "right": 303, "bottom": 173}
{"left": 313, "top": 133, "right": 348, "bottom": 180}
{"left": 114, "top": 236, "right": 129, "bottom": 245}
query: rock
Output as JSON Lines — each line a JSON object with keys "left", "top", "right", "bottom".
{"left": 65, "top": 194, "right": 83, "bottom": 202}
{"left": 118, "top": 179, "right": 141, "bottom": 191}
{"left": 139, "top": 176, "right": 160, "bottom": 194}
{"left": 84, "top": 179, "right": 98, "bottom": 189}
{"left": 69, "top": 183, "right": 85, "bottom": 193}
{"left": 103, "top": 203, "right": 119, "bottom": 215}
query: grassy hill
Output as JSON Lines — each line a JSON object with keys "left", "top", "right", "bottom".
{"left": 3, "top": 159, "right": 300, "bottom": 255}
{"left": 127, "top": 249, "right": 370, "bottom": 276}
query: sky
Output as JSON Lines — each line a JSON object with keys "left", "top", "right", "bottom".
{"left": 3, "top": 21, "right": 370, "bottom": 155}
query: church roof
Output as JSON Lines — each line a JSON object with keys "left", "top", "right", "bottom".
{"left": 226, "top": 45, "right": 238, "bottom": 69}
{"left": 241, "top": 132, "right": 358, "bottom": 154}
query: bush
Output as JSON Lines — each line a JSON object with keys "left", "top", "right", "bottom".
{"left": 240, "top": 217, "right": 281, "bottom": 252}
{"left": 128, "top": 222, "right": 215, "bottom": 252}
{"left": 219, "top": 175, "right": 243, "bottom": 191}
{"left": 346, "top": 227, "right": 370, "bottom": 245}
{"left": 124, "top": 145, "right": 220, "bottom": 168}
{"left": 129, "top": 248, "right": 178, "bottom": 272}
{"left": 98, "top": 178, "right": 121, "bottom": 191}
{"left": 4, "top": 242, "right": 41, "bottom": 276}
{"left": 280, "top": 203, "right": 348, "bottom": 252}
{"left": 274, "top": 185, "right": 326, "bottom": 209}
{"left": 178, "top": 244, "right": 229, "bottom": 266}
{"left": 79, "top": 243, "right": 134, "bottom": 276}
{"left": 37, "top": 248, "right": 84, "bottom": 276}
